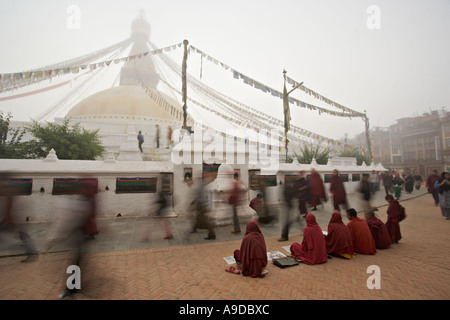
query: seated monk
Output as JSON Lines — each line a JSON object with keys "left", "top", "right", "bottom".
{"left": 290, "top": 213, "right": 328, "bottom": 265}
{"left": 364, "top": 210, "right": 392, "bottom": 249}
{"left": 346, "top": 208, "right": 377, "bottom": 255}
{"left": 233, "top": 220, "right": 268, "bottom": 278}
{"left": 325, "top": 211, "right": 354, "bottom": 259}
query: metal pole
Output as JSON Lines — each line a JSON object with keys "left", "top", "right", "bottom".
{"left": 282, "top": 70, "right": 303, "bottom": 163}
{"left": 364, "top": 112, "right": 374, "bottom": 163}
{"left": 182, "top": 39, "right": 189, "bottom": 130}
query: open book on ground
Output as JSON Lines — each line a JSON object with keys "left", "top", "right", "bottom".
{"left": 223, "top": 256, "right": 236, "bottom": 265}
{"left": 267, "top": 251, "right": 287, "bottom": 261}
{"left": 224, "top": 251, "right": 288, "bottom": 264}
{"left": 282, "top": 246, "right": 291, "bottom": 254}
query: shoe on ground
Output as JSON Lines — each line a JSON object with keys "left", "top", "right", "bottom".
{"left": 277, "top": 237, "right": 289, "bottom": 242}
{"left": 204, "top": 235, "right": 216, "bottom": 240}
{"left": 231, "top": 230, "right": 241, "bottom": 234}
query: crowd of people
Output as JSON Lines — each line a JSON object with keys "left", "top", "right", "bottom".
{"left": 230, "top": 196, "right": 407, "bottom": 278}
{"left": 2, "top": 167, "right": 448, "bottom": 289}
{"left": 230, "top": 168, "right": 450, "bottom": 278}
{"left": 0, "top": 174, "right": 99, "bottom": 299}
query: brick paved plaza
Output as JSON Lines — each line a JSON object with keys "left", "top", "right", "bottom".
{"left": 0, "top": 191, "right": 449, "bottom": 302}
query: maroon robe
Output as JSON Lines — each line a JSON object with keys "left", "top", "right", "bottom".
{"left": 325, "top": 211, "right": 354, "bottom": 256}
{"left": 366, "top": 216, "right": 392, "bottom": 249}
{"left": 329, "top": 175, "right": 347, "bottom": 210}
{"left": 82, "top": 183, "right": 99, "bottom": 236}
{"left": 386, "top": 199, "right": 405, "bottom": 243}
{"left": 234, "top": 220, "right": 268, "bottom": 278}
{"left": 366, "top": 216, "right": 391, "bottom": 249}
{"left": 290, "top": 213, "right": 328, "bottom": 265}
{"left": 347, "top": 217, "right": 377, "bottom": 255}
{"left": 308, "top": 171, "right": 327, "bottom": 207}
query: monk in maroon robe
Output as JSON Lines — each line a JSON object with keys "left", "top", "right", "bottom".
{"left": 346, "top": 208, "right": 376, "bottom": 255}
{"left": 81, "top": 180, "right": 99, "bottom": 239}
{"left": 233, "top": 220, "right": 268, "bottom": 278}
{"left": 364, "top": 210, "right": 391, "bottom": 249}
{"left": 385, "top": 194, "right": 405, "bottom": 244}
{"left": 290, "top": 213, "right": 328, "bottom": 265}
{"left": 308, "top": 169, "right": 327, "bottom": 210}
{"left": 325, "top": 211, "right": 354, "bottom": 259}
{"left": 329, "top": 169, "right": 348, "bottom": 212}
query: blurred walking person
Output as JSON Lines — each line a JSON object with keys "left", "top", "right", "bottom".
{"left": 278, "top": 179, "right": 296, "bottom": 242}
{"left": 295, "top": 170, "right": 309, "bottom": 218}
{"left": 229, "top": 172, "right": 246, "bottom": 234}
{"left": 329, "top": 169, "right": 348, "bottom": 212}
{"left": 0, "top": 173, "right": 38, "bottom": 263}
{"left": 358, "top": 173, "right": 372, "bottom": 211}
{"left": 404, "top": 172, "right": 414, "bottom": 194}
{"left": 393, "top": 173, "right": 404, "bottom": 200}
{"left": 141, "top": 188, "right": 174, "bottom": 242}
{"left": 436, "top": 172, "right": 450, "bottom": 220}
{"left": 155, "top": 124, "right": 160, "bottom": 148}
{"left": 82, "top": 180, "right": 99, "bottom": 240}
{"left": 369, "top": 170, "right": 379, "bottom": 194}
{"left": 381, "top": 171, "right": 393, "bottom": 196}
{"left": 414, "top": 173, "right": 422, "bottom": 191}
{"left": 308, "top": 168, "right": 327, "bottom": 211}
{"left": 45, "top": 181, "right": 96, "bottom": 299}
{"left": 426, "top": 170, "right": 440, "bottom": 206}
{"left": 189, "top": 172, "right": 216, "bottom": 240}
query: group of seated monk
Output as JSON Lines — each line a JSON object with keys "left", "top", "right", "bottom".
{"left": 231, "top": 195, "right": 405, "bottom": 277}
{"left": 292, "top": 204, "right": 402, "bottom": 264}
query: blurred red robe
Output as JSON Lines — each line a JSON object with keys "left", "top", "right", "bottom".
{"left": 329, "top": 175, "right": 348, "bottom": 210}
{"left": 308, "top": 171, "right": 327, "bottom": 207}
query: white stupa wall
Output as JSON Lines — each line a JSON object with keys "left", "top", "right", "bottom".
{"left": 0, "top": 135, "right": 387, "bottom": 223}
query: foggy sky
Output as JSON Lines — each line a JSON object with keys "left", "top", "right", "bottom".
{"left": 0, "top": 0, "right": 449, "bottom": 139}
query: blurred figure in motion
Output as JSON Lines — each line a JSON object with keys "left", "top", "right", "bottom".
{"left": 228, "top": 172, "right": 246, "bottom": 234}
{"left": 44, "top": 181, "right": 97, "bottom": 299}
{"left": 278, "top": 178, "right": 297, "bottom": 242}
{"left": 358, "top": 173, "right": 372, "bottom": 211}
{"left": 0, "top": 172, "right": 38, "bottom": 263}
{"left": 249, "top": 193, "right": 271, "bottom": 224}
{"left": 295, "top": 170, "right": 309, "bottom": 219}
{"left": 329, "top": 169, "right": 348, "bottom": 212}
{"left": 141, "top": 181, "right": 174, "bottom": 241}
{"left": 308, "top": 168, "right": 327, "bottom": 211}
{"left": 82, "top": 180, "right": 99, "bottom": 240}
{"left": 189, "top": 172, "right": 216, "bottom": 240}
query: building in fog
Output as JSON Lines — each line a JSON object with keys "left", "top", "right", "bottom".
{"left": 352, "top": 109, "right": 449, "bottom": 176}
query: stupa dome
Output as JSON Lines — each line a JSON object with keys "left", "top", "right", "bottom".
{"left": 66, "top": 86, "right": 181, "bottom": 121}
